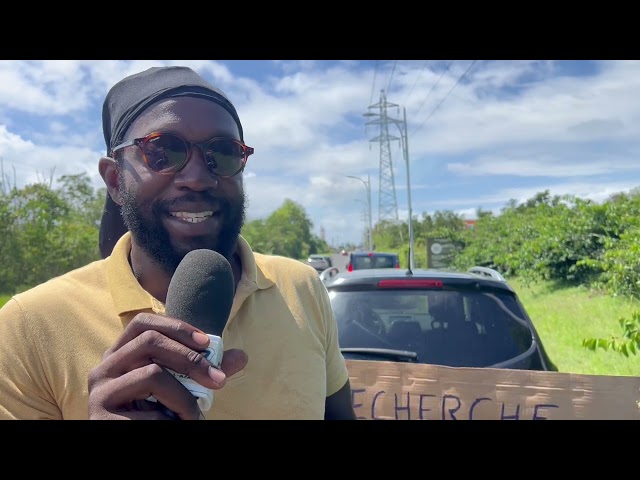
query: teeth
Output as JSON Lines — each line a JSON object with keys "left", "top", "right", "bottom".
{"left": 170, "top": 211, "right": 214, "bottom": 223}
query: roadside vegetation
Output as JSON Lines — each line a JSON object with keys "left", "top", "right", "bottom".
{"left": 367, "top": 189, "right": 640, "bottom": 374}
{"left": 2, "top": 171, "right": 638, "bottom": 376}
{"left": 509, "top": 278, "right": 639, "bottom": 376}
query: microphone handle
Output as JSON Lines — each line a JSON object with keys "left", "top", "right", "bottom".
{"left": 147, "top": 334, "right": 224, "bottom": 419}
{"left": 158, "top": 402, "right": 180, "bottom": 420}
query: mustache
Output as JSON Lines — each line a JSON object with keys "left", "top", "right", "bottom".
{"left": 154, "top": 192, "right": 230, "bottom": 211}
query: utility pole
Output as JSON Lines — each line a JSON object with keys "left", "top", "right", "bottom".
{"left": 400, "top": 107, "right": 414, "bottom": 270}
{"left": 363, "top": 90, "right": 399, "bottom": 223}
{"left": 347, "top": 174, "right": 373, "bottom": 251}
{"left": 364, "top": 95, "right": 415, "bottom": 270}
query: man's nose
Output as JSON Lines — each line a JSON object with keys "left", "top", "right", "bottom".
{"left": 173, "top": 145, "right": 218, "bottom": 191}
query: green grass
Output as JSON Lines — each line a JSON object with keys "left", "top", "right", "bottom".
{"left": 510, "top": 278, "right": 640, "bottom": 377}
{"left": 0, "top": 295, "right": 10, "bottom": 308}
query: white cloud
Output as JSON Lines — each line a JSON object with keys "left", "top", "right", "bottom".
{"left": 3, "top": 60, "right": 640, "bottom": 246}
{"left": 424, "top": 181, "right": 640, "bottom": 211}
{"left": 403, "top": 60, "right": 640, "bottom": 156}
{"left": 448, "top": 151, "right": 640, "bottom": 177}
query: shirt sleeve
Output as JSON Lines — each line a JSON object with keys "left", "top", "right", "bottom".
{"left": 0, "top": 298, "right": 62, "bottom": 420}
{"left": 314, "top": 279, "right": 350, "bottom": 397}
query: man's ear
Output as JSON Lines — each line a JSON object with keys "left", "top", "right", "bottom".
{"left": 98, "top": 156, "right": 122, "bottom": 206}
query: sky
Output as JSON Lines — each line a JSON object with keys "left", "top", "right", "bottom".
{"left": 2, "top": 59, "right": 639, "bottom": 247}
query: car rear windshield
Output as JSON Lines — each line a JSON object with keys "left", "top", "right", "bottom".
{"left": 328, "top": 287, "right": 534, "bottom": 368}
{"left": 351, "top": 254, "right": 397, "bottom": 269}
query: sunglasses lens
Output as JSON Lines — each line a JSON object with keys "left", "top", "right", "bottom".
{"left": 204, "top": 139, "right": 245, "bottom": 176}
{"left": 142, "top": 134, "right": 187, "bottom": 173}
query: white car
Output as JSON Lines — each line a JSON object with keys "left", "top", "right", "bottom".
{"left": 306, "top": 254, "right": 332, "bottom": 272}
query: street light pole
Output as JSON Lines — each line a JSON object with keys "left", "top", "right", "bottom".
{"left": 401, "top": 107, "right": 415, "bottom": 270}
{"left": 346, "top": 174, "right": 373, "bottom": 251}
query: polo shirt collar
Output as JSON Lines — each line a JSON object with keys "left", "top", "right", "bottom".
{"left": 235, "top": 235, "right": 275, "bottom": 291}
{"left": 105, "top": 232, "right": 274, "bottom": 318}
{"left": 106, "top": 232, "right": 159, "bottom": 317}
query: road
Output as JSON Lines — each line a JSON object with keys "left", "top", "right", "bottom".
{"left": 330, "top": 252, "right": 349, "bottom": 272}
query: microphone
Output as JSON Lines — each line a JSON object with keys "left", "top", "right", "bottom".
{"left": 149, "top": 249, "right": 235, "bottom": 417}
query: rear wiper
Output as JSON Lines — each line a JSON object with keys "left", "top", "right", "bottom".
{"left": 340, "top": 348, "right": 418, "bottom": 362}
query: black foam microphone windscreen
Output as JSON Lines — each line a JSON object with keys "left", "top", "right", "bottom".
{"left": 153, "top": 249, "right": 235, "bottom": 417}
{"left": 165, "top": 249, "right": 234, "bottom": 336}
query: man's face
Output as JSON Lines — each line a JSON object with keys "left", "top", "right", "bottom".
{"left": 115, "top": 97, "right": 247, "bottom": 273}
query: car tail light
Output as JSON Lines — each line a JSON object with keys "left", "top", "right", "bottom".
{"left": 347, "top": 263, "right": 353, "bottom": 272}
{"left": 377, "top": 279, "right": 443, "bottom": 288}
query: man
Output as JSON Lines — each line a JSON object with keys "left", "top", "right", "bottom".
{"left": 0, "top": 65, "right": 357, "bottom": 420}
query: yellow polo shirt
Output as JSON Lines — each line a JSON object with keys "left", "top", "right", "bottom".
{"left": 0, "top": 232, "right": 348, "bottom": 420}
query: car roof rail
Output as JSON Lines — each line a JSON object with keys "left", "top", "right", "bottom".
{"left": 467, "top": 266, "right": 506, "bottom": 282}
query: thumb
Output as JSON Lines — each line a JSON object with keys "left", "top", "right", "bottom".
{"left": 220, "top": 348, "right": 248, "bottom": 378}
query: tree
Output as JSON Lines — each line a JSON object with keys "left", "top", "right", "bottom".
{"left": 241, "top": 199, "right": 329, "bottom": 260}
{"left": 583, "top": 312, "right": 639, "bottom": 357}
{"left": 0, "top": 173, "right": 103, "bottom": 293}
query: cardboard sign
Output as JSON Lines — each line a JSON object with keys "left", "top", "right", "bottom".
{"left": 346, "top": 359, "right": 640, "bottom": 420}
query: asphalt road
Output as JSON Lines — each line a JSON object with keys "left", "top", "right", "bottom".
{"left": 329, "top": 252, "right": 349, "bottom": 272}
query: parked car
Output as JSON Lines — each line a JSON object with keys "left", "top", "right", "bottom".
{"left": 306, "top": 254, "right": 332, "bottom": 272}
{"left": 346, "top": 251, "right": 400, "bottom": 272}
{"left": 322, "top": 266, "right": 557, "bottom": 371}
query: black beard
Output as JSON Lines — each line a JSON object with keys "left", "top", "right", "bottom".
{"left": 119, "top": 184, "right": 245, "bottom": 275}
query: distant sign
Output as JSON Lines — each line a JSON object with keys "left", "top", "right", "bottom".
{"left": 346, "top": 360, "right": 640, "bottom": 420}
{"left": 426, "top": 237, "right": 457, "bottom": 269}
{"left": 463, "top": 219, "right": 477, "bottom": 230}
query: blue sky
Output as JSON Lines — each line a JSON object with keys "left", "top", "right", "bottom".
{"left": 2, "top": 60, "right": 639, "bottom": 247}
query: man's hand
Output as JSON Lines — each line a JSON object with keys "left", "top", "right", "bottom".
{"left": 88, "top": 312, "right": 248, "bottom": 420}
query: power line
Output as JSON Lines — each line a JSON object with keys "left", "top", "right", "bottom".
{"left": 412, "top": 60, "right": 454, "bottom": 120}
{"left": 369, "top": 60, "right": 380, "bottom": 105}
{"left": 385, "top": 60, "right": 398, "bottom": 95}
{"left": 403, "top": 60, "right": 430, "bottom": 106}
{"left": 410, "top": 60, "right": 478, "bottom": 137}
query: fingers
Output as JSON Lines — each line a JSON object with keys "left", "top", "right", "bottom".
{"left": 89, "top": 313, "right": 248, "bottom": 420}
{"left": 89, "top": 349, "right": 247, "bottom": 420}
{"left": 220, "top": 348, "right": 249, "bottom": 378}
{"left": 97, "top": 329, "right": 223, "bottom": 391}
{"left": 88, "top": 312, "right": 249, "bottom": 420}
{"left": 104, "top": 312, "right": 211, "bottom": 358}
{"left": 89, "top": 364, "right": 202, "bottom": 420}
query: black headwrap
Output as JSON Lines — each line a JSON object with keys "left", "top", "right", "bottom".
{"left": 98, "top": 66, "right": 244, "bottom": 259}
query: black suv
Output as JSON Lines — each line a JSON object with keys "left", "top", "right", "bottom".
{"left": 322, "top": 266, "right": 557, "bottom": 371}
{"left": 346, "top": 251, "right": 400, "bottom": 272}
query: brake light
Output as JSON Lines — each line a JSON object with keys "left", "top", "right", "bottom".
{"left": 347, "top": 263, "right": 353, "bottom": 272}
{"left": 377, "top": 279, "right": 443, "bottom": 288}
